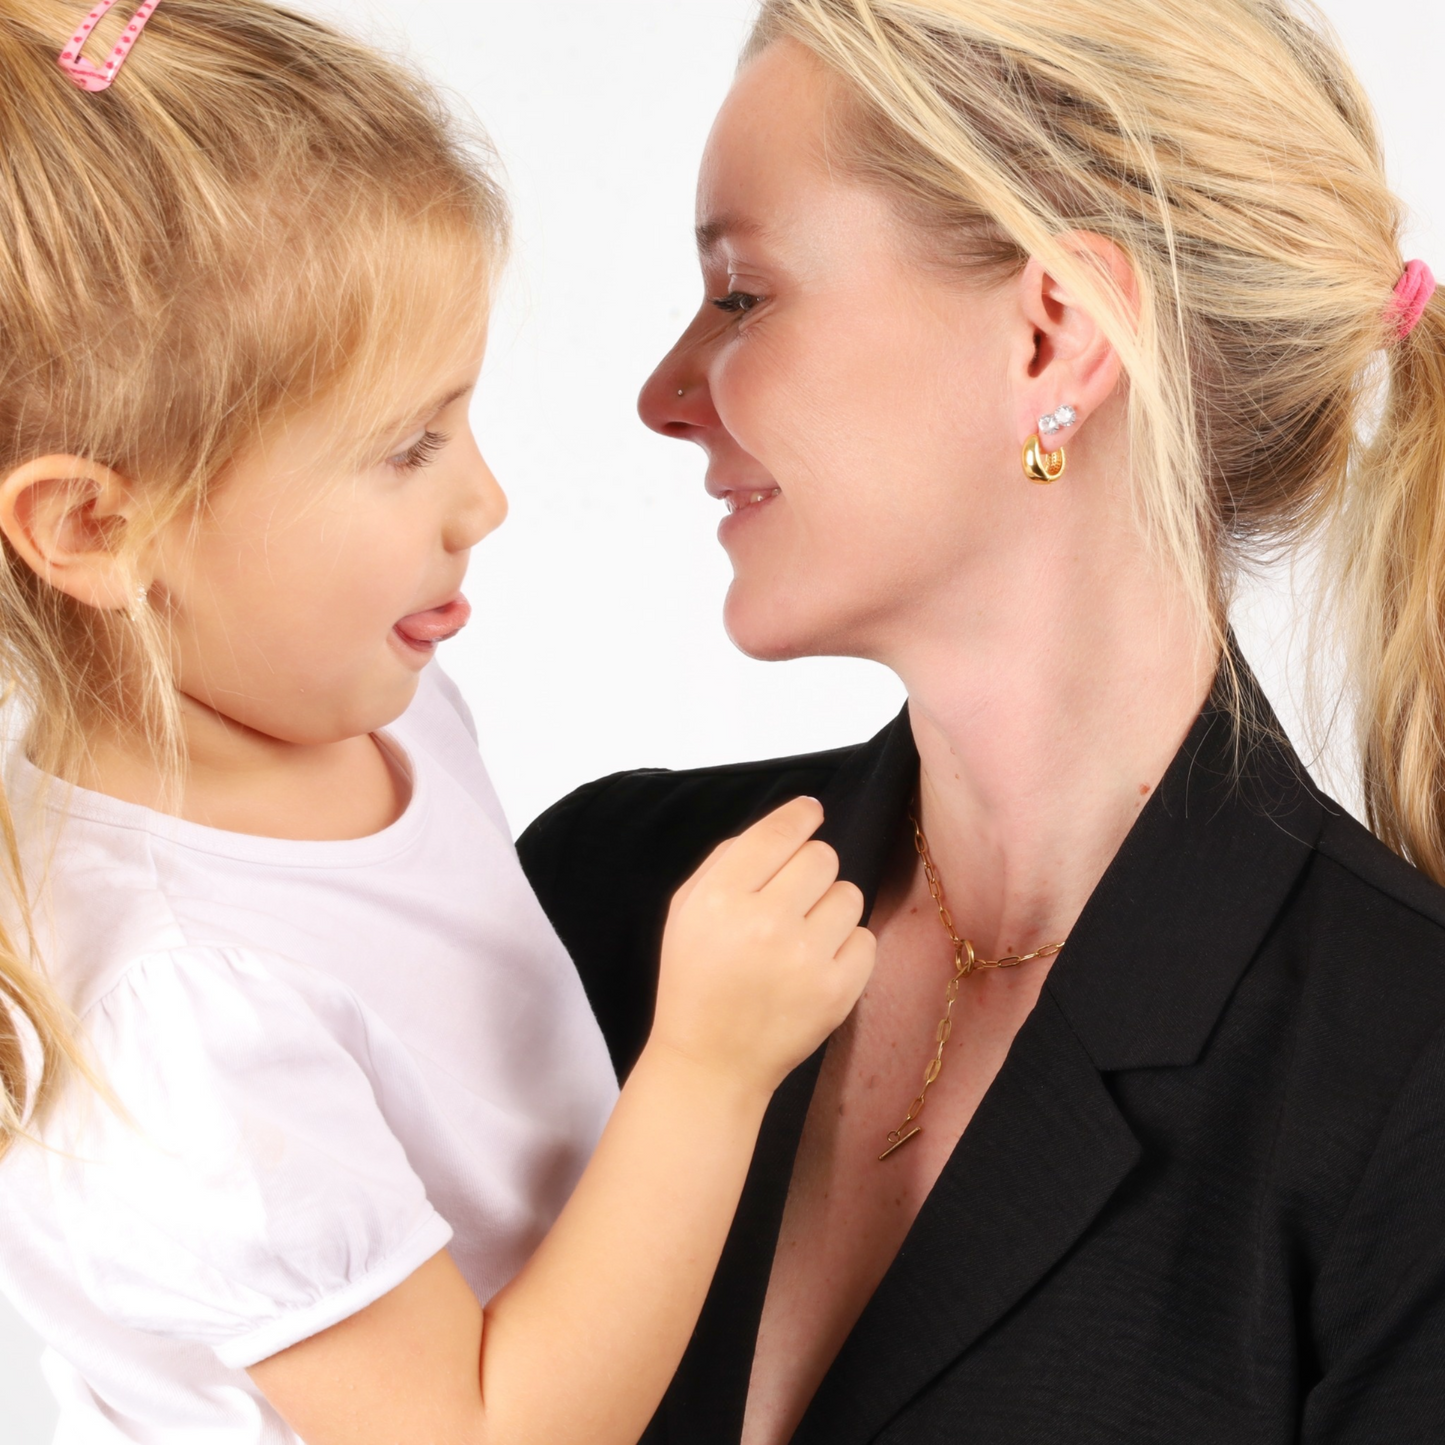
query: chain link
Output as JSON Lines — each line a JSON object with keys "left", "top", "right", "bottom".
{"left": 878, "top": 810, "right": 1065, "bottom": 1161}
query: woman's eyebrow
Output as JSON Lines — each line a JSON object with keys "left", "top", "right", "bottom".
{"left": 696, "top": 214, "right": 762, "bottom": 257}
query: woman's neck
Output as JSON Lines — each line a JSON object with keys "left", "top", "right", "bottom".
{"left": 885, "top": 550, "right": 1215, "bottom": 959}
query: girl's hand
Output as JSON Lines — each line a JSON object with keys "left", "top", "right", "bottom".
{"left": 651, "top": 797, "right": 875, "bottom": 1095}
{"left": 252, "top": 797, "right": 872, "bottom": 1445}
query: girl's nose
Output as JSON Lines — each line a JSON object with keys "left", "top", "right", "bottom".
{"left": 449, "top": 453, "right": 507, "bottom": 551}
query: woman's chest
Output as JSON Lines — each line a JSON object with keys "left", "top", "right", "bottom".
{"left": 741, "top": 913, "right": 1054, "bottom": 1445}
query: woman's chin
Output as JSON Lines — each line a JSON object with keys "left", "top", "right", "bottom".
{"left": 723, "top": 585, "right": 828, "bottom": 663}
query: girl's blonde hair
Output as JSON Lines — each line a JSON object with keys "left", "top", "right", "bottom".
{"left": 0, "top": 0, "right": 508, "bottom": 1153}
{"left": 748, "top": 0, "right": 1444, "bottom": 861}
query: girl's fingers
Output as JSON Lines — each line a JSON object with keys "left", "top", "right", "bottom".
{"left": 705, "top": 797, "right": 825, "bottom": 894}
{"left": 761, "top": 838, "right": 841, "bottom": 915}
{"left": 803, "top": 879, "right": 867, "bottom": 952}
{"left": 669, "top": 838, "right": 734, "bottom": 911}
{"left": 834, "top": 926, "right": 878, "bottom": 991}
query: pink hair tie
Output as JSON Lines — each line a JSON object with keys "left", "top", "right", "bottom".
{"left": 58, "top": 0, "right": 161, "bottom": 93}
{"left": 1389, "top": 260, "right": 1436, "bottom": 343}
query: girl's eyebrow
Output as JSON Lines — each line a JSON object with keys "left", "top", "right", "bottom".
{"left": 384, "top": 384, "right": 472, "bottom": 438}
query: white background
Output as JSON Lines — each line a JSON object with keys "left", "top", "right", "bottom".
{"left": 3, "top": 1, "right": 1440, "bottom": 1436}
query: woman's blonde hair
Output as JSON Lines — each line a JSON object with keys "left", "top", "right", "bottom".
{"left": 747, "top": 0, "right": 1444, "bottom": 862}
{"left": 0, "top": 0, "right": 508, "bottom": 1153}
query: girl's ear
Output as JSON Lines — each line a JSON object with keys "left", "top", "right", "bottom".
{"left": 0, "top": 456, "right": 144, "bottom": 612}
{"left": 1010, "top": 233, "right": 1138, "bottom": 446}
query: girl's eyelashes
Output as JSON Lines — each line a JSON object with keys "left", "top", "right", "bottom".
{"left": 712, "top": 290, "right": 765, "bottom": 315}
{"left": 387, "top": 429, "right": 450, "bottom": 472}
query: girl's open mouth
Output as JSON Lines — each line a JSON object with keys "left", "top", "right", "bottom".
{"left": 393, "top": 595, "right": 472, "bottom": 652}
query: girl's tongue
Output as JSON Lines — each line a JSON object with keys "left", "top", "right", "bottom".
{"left": 394, "top": 596, "right": 471, "bottom": 649}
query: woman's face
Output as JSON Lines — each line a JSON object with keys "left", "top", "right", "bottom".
{"left": 639, "top": 39, "right": 1038, "bottom": 665}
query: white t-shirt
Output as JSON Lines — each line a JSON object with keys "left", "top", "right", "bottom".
{"left": 0, "top": 667, "right": 619, "bottom": 1444}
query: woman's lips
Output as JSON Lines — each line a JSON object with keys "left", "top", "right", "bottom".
{"left": 717, "top": 487, "right": 782, "bottom": 543}
{"left": 393, "top": 595, "right": 471, "bottom": 652}
{"left": 723, "top": 487, "right": 781, "bottom": 515}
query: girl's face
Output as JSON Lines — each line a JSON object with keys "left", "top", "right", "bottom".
{"left": 152, "top": 353, "right": 505, "bottom": 747}
{"left": 637, "top": 41, "right": 1034, "bottom": 665}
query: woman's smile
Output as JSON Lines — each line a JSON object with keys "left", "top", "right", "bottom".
{"left": 722, "top": 488, "right": 782, "bottom": 516}
{"left": 706, "top": 471, "right": 784, "bottom": 545}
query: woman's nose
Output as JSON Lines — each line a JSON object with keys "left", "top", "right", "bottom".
{"left": 638, "top": 314, "right": 716, "bottom": 442}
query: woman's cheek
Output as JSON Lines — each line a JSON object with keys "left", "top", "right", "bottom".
{"left": 713, "top": 335, "right": 817, "bottom": 472}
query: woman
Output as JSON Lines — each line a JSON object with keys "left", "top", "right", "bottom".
{"left": 519, "top": 2, "right": 1445, "bottom": 1440}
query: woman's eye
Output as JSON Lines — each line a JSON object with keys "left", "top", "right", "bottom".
{"left": 388, "top": 429, "right": 450, "bottom": 471}
{"left": 712, "top": 290, "right": 764, "bottom": 315}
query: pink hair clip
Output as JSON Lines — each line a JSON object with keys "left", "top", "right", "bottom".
{"left": 1389, "top": 260, "right": 1436, "bottom": 343}
{"left": 57, "top": 0, "right": 161, "bottom": 93}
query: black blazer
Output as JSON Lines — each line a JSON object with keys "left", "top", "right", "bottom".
{"left": 518, "top": 693, "right": 1445, "bottom": 1443}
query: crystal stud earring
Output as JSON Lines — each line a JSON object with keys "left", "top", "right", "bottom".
{"left": 1038, "top": 404, "right": 1078, "bottom": 438}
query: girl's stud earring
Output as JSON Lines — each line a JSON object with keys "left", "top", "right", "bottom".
{"left": 1023, "top": 435, "right": 1067, "bottom": 484}
{"left": 676, "top": 388, "right": 686, "bottom": 398}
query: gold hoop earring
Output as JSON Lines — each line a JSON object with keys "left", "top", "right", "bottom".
{"left": 1022, "top": 435, "right": 1066, "bottom": 484}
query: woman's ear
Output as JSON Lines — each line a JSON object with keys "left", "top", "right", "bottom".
{"left": 0, "top": 456, "right": 144, "bottom": 612}
{"left": 1011, "top": 233, "right": 1138, "bottom": 446}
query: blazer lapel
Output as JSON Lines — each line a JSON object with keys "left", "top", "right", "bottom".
{"left": 656, "top": 709, "right": 919, "bottom": 1445}
{"left": 658, "top": 1046, "right": 826, "bottom": 1445}
{"left": 794, "top": 991, "right": 1141, "bottom": 1445}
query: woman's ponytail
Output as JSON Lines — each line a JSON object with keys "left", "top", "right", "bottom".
{"left": 1341, "top": 292, "right": 1445, "bottom": 883}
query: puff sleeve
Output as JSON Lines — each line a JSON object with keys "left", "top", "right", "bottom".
{"left": 29, "top": 946, "right": 454, "bottom": 1370}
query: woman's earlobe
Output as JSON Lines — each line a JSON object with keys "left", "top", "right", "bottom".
{"left": 0, "top": 456, "right": 142, "bottom": 612}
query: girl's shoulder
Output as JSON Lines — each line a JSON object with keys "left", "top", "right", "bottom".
{"left": 16, "top": 664, "right": 506, "bottom": 1017}
{"left": 52, "top": 942, "right": 391, "bottom": 1127}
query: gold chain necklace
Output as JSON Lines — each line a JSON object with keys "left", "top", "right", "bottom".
{"left": 878, "top": 811, "right": 1067, "bottom": 1162}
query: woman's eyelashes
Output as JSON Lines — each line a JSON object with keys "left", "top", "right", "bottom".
{"left": 712, "top": 289, "right": 765, "bottom": 315}
{"left": 387, "top": 429, "right": 450, "bottom": 472}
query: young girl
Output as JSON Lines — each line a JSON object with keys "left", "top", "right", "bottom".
{"left": 0, "top": 4, "right": 875, "bottom": 1443}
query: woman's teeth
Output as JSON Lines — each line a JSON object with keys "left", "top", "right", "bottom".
{"left": 726, "top": 488, "right": 781, "bottom": 515}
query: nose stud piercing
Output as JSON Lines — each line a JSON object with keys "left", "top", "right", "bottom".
{"left": 1023, "top": 404, "right": 1076, "bottom": 485}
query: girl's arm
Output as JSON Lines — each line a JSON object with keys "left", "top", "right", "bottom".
{"left": 249, "top": 796, "right": 873, "bottom": 1445}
